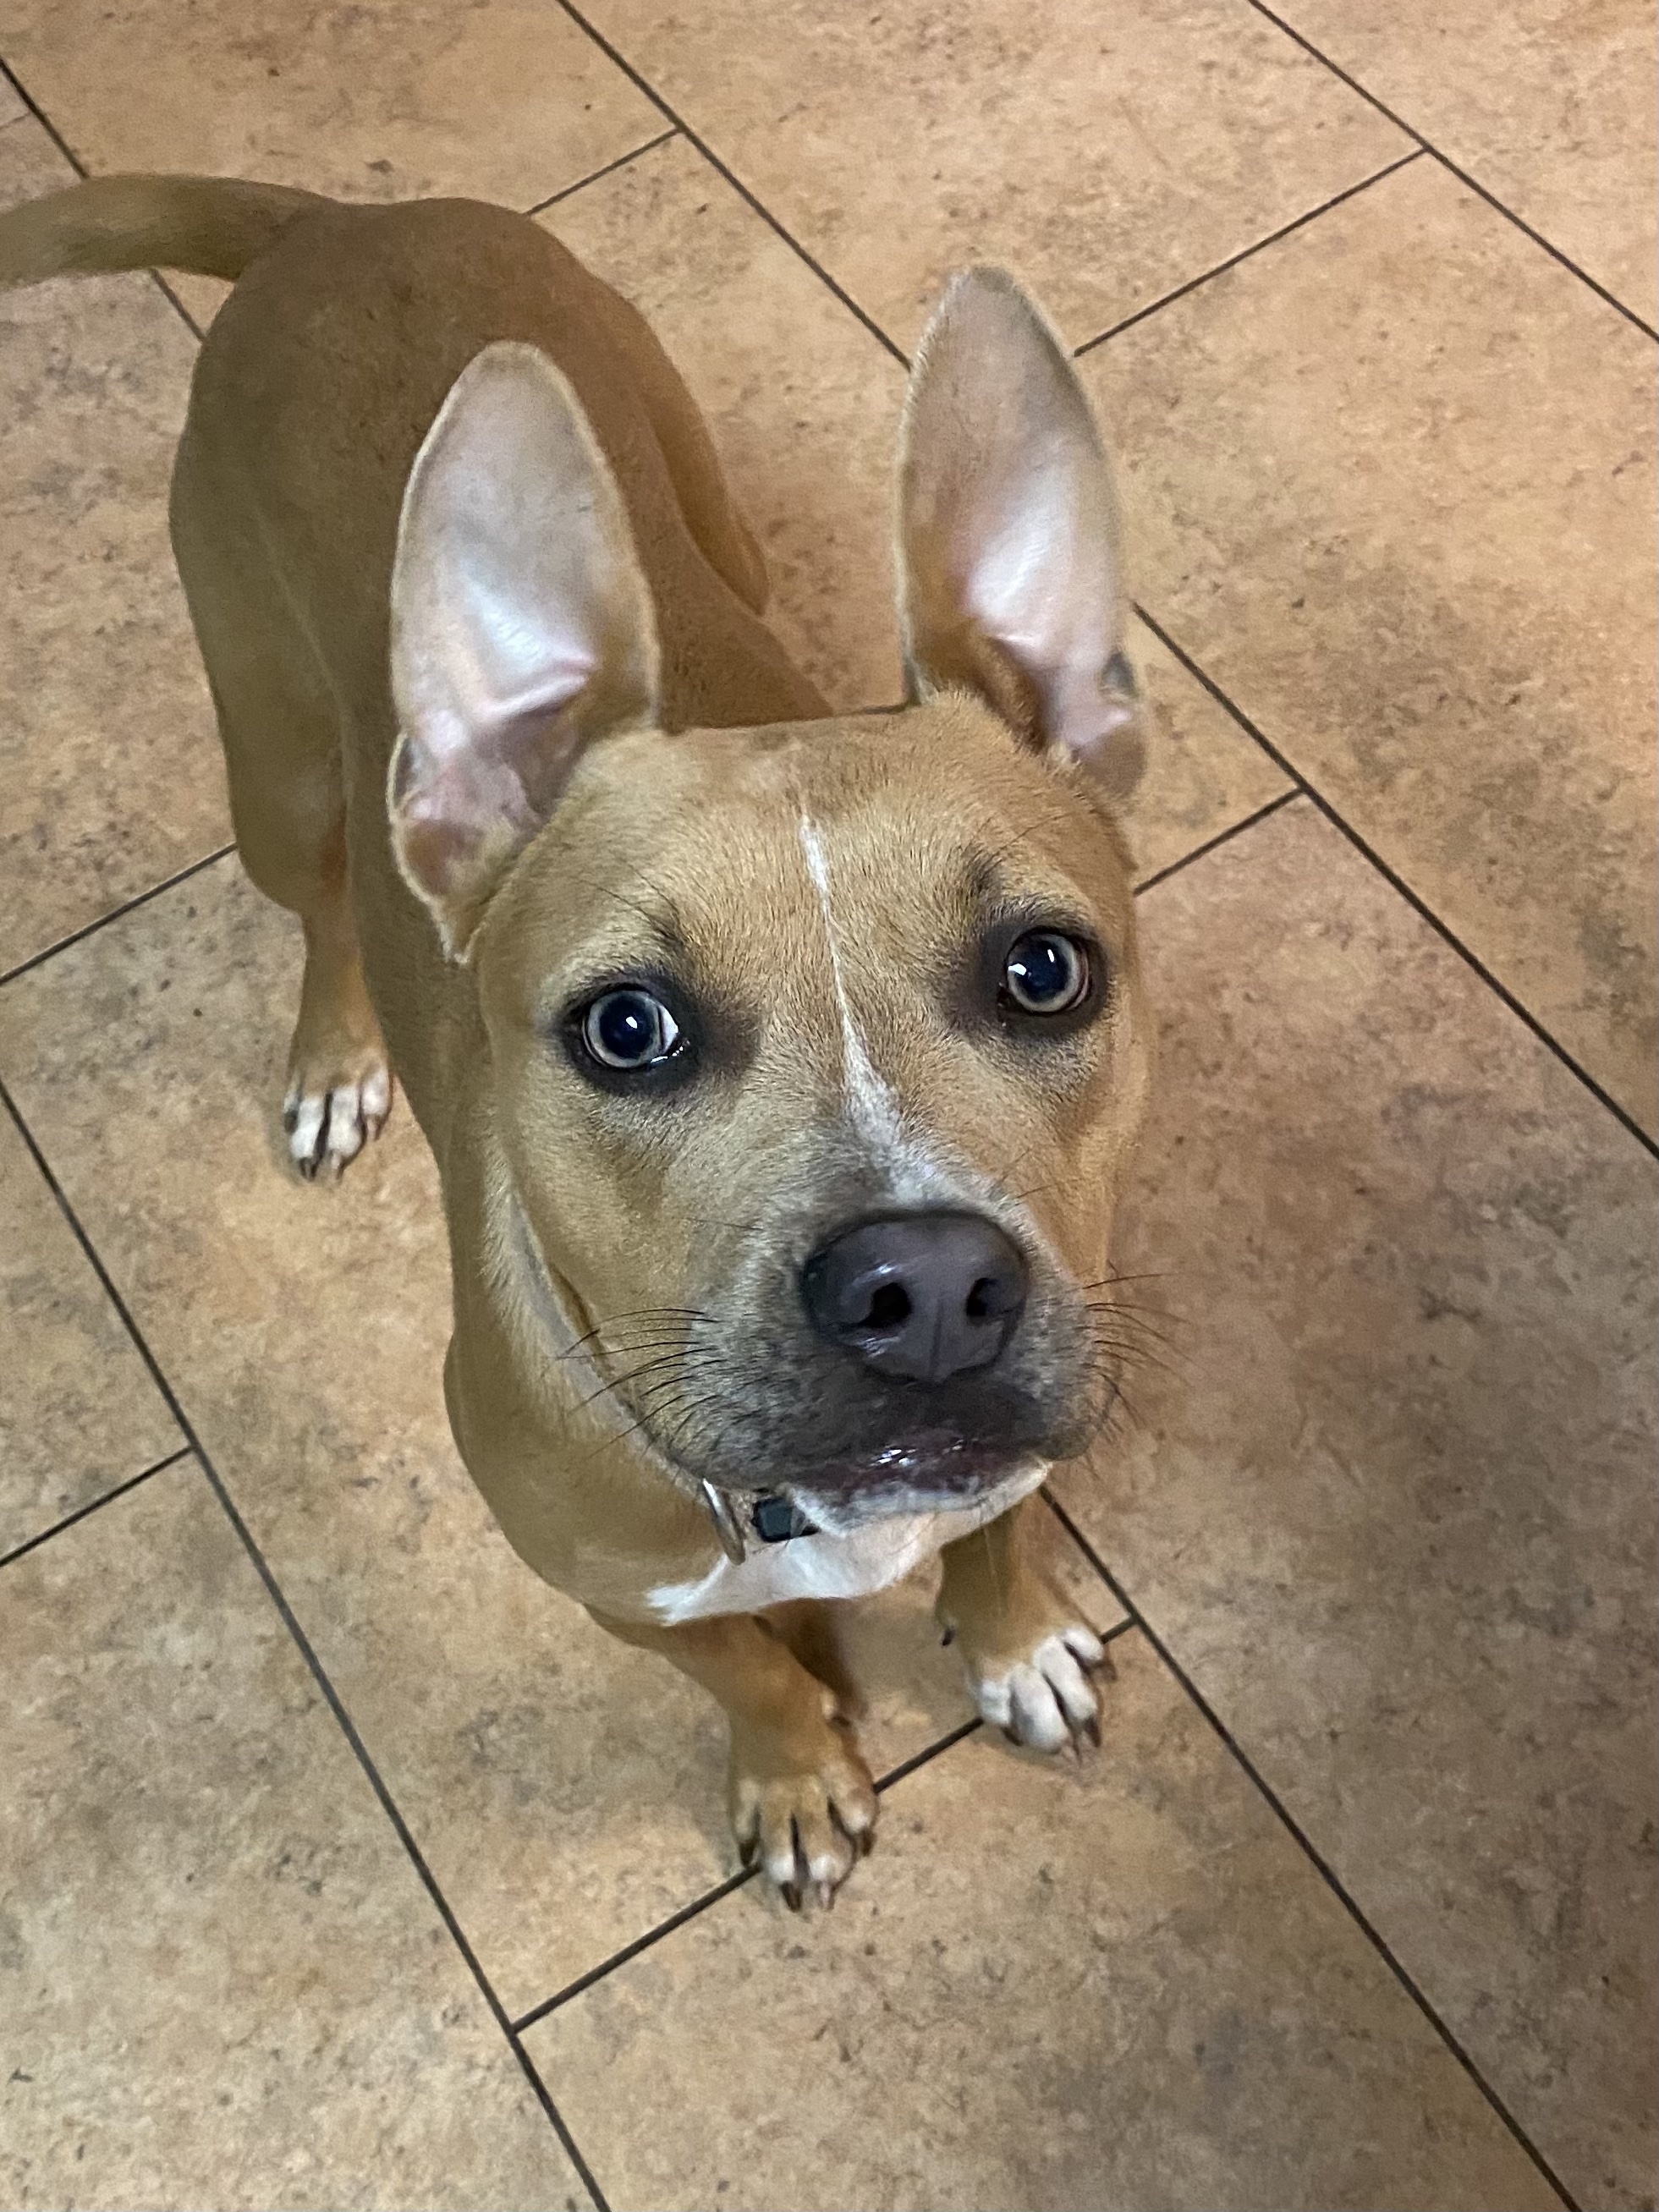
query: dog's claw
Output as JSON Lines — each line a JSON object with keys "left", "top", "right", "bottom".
{"left": 1082, "top": 1713, "right": 1102, "bottom": 1750}
{"left": 781, "top": 1882, "right": 803, "bottom": 1914}
{"left": 738, "top": 1834, "right": 760, "bottom": 1871}
{"left": 940, "top": 1624, "right": 955, "bottom": 1647}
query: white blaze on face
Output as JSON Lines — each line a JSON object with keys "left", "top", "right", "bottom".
{"left": 797, "top": 811, "right": 911, "bottom": 1158}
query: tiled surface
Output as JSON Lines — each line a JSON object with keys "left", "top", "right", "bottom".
{"left": 575, "top": 0, "right": 1410, "bottom": 349}
{"left": 525, "top": 1635, "right": 1560, "bottom": 2212}
{"left": 0, "top": 116, "right": 229, "bottom": 975}
{"left": 0, "top": 1457, "right": 588, "bottom": 2210}
{"left": 1, "top": 2, "right": 1653, "bottom": 2207}
{"left": 1, "top": 0, "right": 662, "bottom": 213}
{"left": 1283, "top": 0, "right": 1659, "bottom": 325}
{"left": 0, "top": 1103, "right": 179, "bottom": 1558}
{"left": 1085, "top": 155, "right": 1659, "bottom": 1132}
{"left": 1054, "top": 799, "right": 1657, "bottom": 2210}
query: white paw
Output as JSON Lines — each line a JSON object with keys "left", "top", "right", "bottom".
{"left": 283, "top": 1062, "right": 392, "bottom": 1181}
{"left": 970, "top": 1626, "right": 1108, "bottom": 1754}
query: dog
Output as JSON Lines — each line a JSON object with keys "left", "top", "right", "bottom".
{"left": 0, "top": 173, "right": 1153, "bottom": 1907}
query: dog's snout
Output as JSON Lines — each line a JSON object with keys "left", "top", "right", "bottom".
{"left": 800, "top": 1211, "right": 1029, "bottom": 1385}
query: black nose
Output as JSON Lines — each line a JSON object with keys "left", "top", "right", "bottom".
{"left": 800, "top": 1211, "right": 1029, "bottom": 1385}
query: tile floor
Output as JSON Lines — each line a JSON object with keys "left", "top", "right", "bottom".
{"left": 0, "top": 3, "right": 1652, "bottom": 2208}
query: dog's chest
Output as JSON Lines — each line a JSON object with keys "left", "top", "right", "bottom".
{"left": 643, "top": 1473, "right": 1044, "bottom": 1624}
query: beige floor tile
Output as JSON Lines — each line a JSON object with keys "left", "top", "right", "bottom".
{"left": 0, "top": 1457, "right": 588, "bottom": 2210}
{"left": 2, "top": 0, "right": 662, "bottom": 217}
{"left": 0, "top": 1105, "right": 180, "bottom": 1557}
{"left": 0, "top": 80, "right": 27, "bottom": 128}
{"left": 1085, "top": 156, "right": 1658, "bottom": 1131}
{"left": 0, "top": 118, "right": 229, "bottom": 976}
{"left": 524, "top": 1633, "right": 1561, "bottom": 2212}
{"left": 0, "top": 856, "right": 1123, "bottom": 2015}
{"left": 1285, "top": 0, "right": 1658, "bottom": 326}
{"left": 1051, "top": 799, "right": 1656, "bottom": 2209}
{"left": 576, "top": 0, "right": 1409, "bottom": 352}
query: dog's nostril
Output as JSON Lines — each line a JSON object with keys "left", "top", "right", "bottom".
{"left": 865, "top": 1282, "right": 911, "bottom": 1332}
{"left": 964, "top": 1276, "right": 998, "bottom": 1321}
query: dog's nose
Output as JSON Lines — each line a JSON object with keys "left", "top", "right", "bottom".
{"left": 800, "top": 1211, "right": 1029, "bottom": 1384}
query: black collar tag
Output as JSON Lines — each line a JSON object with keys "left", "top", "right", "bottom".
{"left": 751, "top": 1493, "right": 818, "bottom": 1545}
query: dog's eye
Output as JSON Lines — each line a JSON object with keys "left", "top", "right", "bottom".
{"left": 1002, "top": 930, "right": 1090, "bottom": 1015}
{"left": 579, "top": 988, "right": 683, "bottom": 1071}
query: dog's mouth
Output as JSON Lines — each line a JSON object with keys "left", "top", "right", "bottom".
{"left": 781, "top": 1439, "right": 1051, "bottom": 1540}
{"left": 799, "top": 1429, "right": 1021, "bottom": 1503}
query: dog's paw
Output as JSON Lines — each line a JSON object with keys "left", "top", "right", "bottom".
{"left": 968, "top": 1624, "right": 1112, "bottom": 1755}
{"left": 731, "top": 1721, "right": 878, "bottom": 1911}
{"left": 283, "top": 1059, "right": 392, "bottom": 1181}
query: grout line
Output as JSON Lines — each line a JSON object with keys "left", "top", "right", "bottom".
{"left": 0, "top": 1444, "right": 192, "bottom": 1571}
{"left": 1132, "top": 788, "right": 1299, "bottom": 897}
{"left": 1131, "top": 601, "right": 1659, "bottom": 1162}
{"left": 1237, "top": 0, "right": 1658, "bottom": 343}
{"left": 148, "top": 267, "right": 204, "bottom": 341}
{"left": 1076, "top": 150, "right": 1424, "bottom": 354}
{"left": 0, "top": 843, "right": 237, "bottom": 992}
{"left": 1040, "top": 1491, "right": 1580, "bottom": 2211}
{"left": 548, "top": 0, "right": 910, "bottom": 368}
{"left": 1, "top": 58, "right": 85, "bottom": 176}
{"left": 525, "top": 126, "right": 679, "bottom": 217}
{"left": 0, "top": 1073, "right": 610, "bottom": 2211}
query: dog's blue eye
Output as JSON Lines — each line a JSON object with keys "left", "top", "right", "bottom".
{"left": 1003, "top": 931, "right": 1090, "bottom": 1015}
{"left": 580, "top": 989, "right": 682, "bottom": 1071}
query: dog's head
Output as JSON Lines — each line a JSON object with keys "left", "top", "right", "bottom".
{"left": 387, "top": 269, "right": 1153, "bottom": 1534}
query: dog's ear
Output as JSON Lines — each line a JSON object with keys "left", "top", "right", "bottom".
{"left": 896, "top": 267, "right": 1144, "bottom": 802}
{"left": 388, "top": 342, "right": 659, "bottom": 958}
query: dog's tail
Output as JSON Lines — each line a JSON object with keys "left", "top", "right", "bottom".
{"left": 0, "top": 173, "right": 329, "bottom": 290}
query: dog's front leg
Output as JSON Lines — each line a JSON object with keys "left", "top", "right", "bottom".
{"left": 589, "top": 1608, "right": 877, "bottom": 1907}
{"left": 936, "top": 1499, "right": 1113, "bottom": 1755}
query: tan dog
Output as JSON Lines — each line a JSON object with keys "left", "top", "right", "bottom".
{"left": 1, "top": 174, "right": 1153, "bottom": 1906}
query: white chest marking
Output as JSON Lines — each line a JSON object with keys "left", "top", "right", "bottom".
{"left": 644, "top": 1462, "right": 1050, "bottom": 1623}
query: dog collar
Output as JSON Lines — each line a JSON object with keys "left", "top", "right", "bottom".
{"left": 751, "top": 1493, "right": 819, "bottom": 1544}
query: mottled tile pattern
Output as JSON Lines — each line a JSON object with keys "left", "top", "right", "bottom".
{"left": 1053, "top": 799, "right": 1657, "bottom": 2209}
{"left": 0, "top": 1458, "right": 588, "bottom": 2210}
{"left": 0, "top": 118, "right": 229, "bottom": 974}
{"left": 0, "top": 3, "right": 1652, "bottom": 2206}
{"left": 1085, "top": 156, "right": 1659, "bottom": 1131}
{"left": 0, "top": 855, "right": 1124, "bottom": 2014}
{"left": 0, "top": 1104, "right": 179, "bottom": 1556}
{"left": 1286, "top": 0, "right": 1659, "bottom": 324}
{"left": 1, "top": 0, "right": 662, "bottom": 215}
{"left": 577, "top": 0, "right": 1409, "bottom": 349}
{"left": 526, "top": 1634, "right": 1561, "bottom": 2212}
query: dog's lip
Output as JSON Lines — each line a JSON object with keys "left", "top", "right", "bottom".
{"left": 795, "top": 1429, "right": 1020, "bottom": 1498}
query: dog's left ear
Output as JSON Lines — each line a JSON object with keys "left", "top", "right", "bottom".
{"left": 896, "top": 267, "right": 1144, "bottom": 802}
{"left": 388, "top": 342, "right": 660, "bottom": 958}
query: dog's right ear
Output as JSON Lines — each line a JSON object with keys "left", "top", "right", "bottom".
{"left": 388, "top": 343, "right": 659, "bottom": 958}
